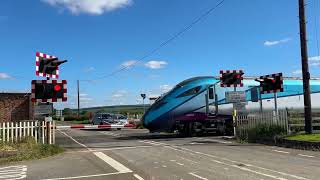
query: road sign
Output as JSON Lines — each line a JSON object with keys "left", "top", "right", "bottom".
{"left": 35, "top": 104, "right": 53, "bottom": 115}
{"left": 225, "top": 91, "right": 246, "bottom": 103}
{"left": 56, "top": 110, "right": 63, "bottom": 117}
{"left": 233, "top": 102, "right": 246, "bottom": 111}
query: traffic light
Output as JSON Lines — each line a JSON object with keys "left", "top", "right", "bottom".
{"left": 31, "top": 80, "right": 67, "bottom": 102}
{"left": 255, "top": 73, "right": 283, "bottom": 94}
{"left": 220, "top": 70, "right": 244, "bottom": 87}
{"left": 36, "top": 52, "right": 67, "bottom": 79}
{"left": 208, "top": 87, "right": 214, "bottom": 99}
{"left": 141, "top": 94, "right": 146, "bottom": 99}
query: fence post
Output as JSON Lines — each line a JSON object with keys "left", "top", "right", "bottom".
{"left": 19, "top": 121, "right": 22, "bottom": 141}
{"left": 6, "top": 122, "right": 9, "bottom": 142}
{"left": 47, "top": 121, "right": 51, "bottom": 144}
{"left": 23, "top": 121, "right": 26, "bottom": 138}
{"left": 31, "top": 121, "right": 34, "bottom": 138}
{"left": 42, "top": 121, "right": 45, "bottom": 144}
{"left": 35, "top": 121, "right": 38, "bottom": 143}
{"left": 27, "top": 121, "right": 30, "bottom": 137}
{"left": 52, "top": 121, "right": 55, "bottom": 144}
{"left": 2, "top": 123, "right": 4, "bottom": 143}
{"left": 15, "top": 122, "right": 18, "bottom": 142}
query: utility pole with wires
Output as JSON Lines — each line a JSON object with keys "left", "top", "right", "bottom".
{"left": 77, "top": 80, "right": 80, "bottom": 120}
{"left": 299, "top": 0, "right": 313, "bottom": 134}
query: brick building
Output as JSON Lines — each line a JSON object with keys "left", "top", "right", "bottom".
{"left": 0, "top": 93, "right": 34, "bottom": 122}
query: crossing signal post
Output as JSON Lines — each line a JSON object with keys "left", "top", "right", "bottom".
{"left": 255, "top": 73, "right": 284, "bottom": 115}
{"left": 141, "top": 94, "right": 146, "bottom": 114}
{"left": 220, "top": 70, "right": 244, "bottom": 137}
{"left": 33, "top": 52, "right": 68, "bottom": 144}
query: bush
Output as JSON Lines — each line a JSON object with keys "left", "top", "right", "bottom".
{"left": 246, "top": 124, "right": 286, "bottom": 143}
{"left": 63, "top": 115, "right": 88, "bottom": 121}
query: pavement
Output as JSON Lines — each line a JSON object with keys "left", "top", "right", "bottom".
{"left": 1, "top": 128, "right": 320, "bottom": 180}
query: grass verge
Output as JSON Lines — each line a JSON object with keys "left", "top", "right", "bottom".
{"left": 0, "top": 137, "right": 64, "bottom": 164}
{"left": 285, "top": 133, "right": 320, "bottom": 142}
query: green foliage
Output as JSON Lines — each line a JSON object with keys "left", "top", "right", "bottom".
{"left": 0, "top": 137, "right": 64, "bottom": 164}
{"left": 243, "top": 124, "right": 287, "bottom": 143}
{"left": 286, "top": 133, "right": 320, "bottom": 142}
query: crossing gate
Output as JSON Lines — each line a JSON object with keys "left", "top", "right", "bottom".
{"left": 0, "top": 121, "right": 56, "bottom": 144}
{"left": 56, "top": 124, "right": 135, "bottom": 129}
{"left": 236, "top": 110, "right": 289, "bottom": 139}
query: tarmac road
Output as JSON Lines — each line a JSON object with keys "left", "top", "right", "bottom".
{"left": 1, "top": 128, "right": 320, "bottom": 180}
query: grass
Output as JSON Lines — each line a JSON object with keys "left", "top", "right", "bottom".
{"left": 286, "top": 133, "right": 320, "bottom": 142}
{"left": 0, "top": 137, "right": 64, "bottom": 164}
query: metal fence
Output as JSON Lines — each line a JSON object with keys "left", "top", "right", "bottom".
{"left": 0, "top": 121, "right": 55, "bottom": 144}
{"left": 236, "top": 110, "right": 289, "bottom": 139}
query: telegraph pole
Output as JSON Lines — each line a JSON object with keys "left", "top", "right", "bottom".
{"left": 77, "top": 80, "right": 80, "bottom": 120}
{"left": 299, "top": 0, "right": 313, "bottom": 134}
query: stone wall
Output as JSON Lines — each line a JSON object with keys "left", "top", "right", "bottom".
{"left": 0, "top": 93, "right": 34, "bottom": 122}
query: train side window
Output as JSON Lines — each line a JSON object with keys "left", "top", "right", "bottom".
{"left": 176, "top": 86, "right": 202, "bottom": 98}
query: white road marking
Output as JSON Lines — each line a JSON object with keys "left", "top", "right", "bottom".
{"left": 0, "top": 165, "right": 27, "bottom": 180}
{"left": 68, "top": 145, "right": 153, "bottom": 153}
{"left": 162, "top": 165, "right": 167, "bottom": 168}
{"left": 175, "top": 162, "right": 184, "bottom": 166}
{"left": 196, "top": 138, "right": 232, "bottom": 144}
{"left": 140, "top": 140, "right": 309, "bottom": 180}
{"left": 58, "top": 130, "right": 91, "bottom": 151}
{"left": 189, "top": 172, "right": 208, "bottom": 180}
{"left": 93, "top": 152, "right": 132, "bottom": 173}
{"left": 40, "top": 172, "right": 129, "bottom": 180}
{"left": 177, "top": 156, "right": 199, "bottom": 164}
{"left": 272, "top": 150, "right": 290, "bottom": 154}
{"left": 133, "top": 174, "right": 144, "bottom": 180}
{"left": 298, "top": 154, "right": 315, "bottom": 158}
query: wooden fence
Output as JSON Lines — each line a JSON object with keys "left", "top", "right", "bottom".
{"left": 0, "top": 121, "right": 55, "bottom": 144}
{"left": 236, "top": 110, "right": 289, "bottom": 139}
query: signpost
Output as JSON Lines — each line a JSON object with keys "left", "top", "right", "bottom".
{"left": 35, "top": 103, "right": 53, "bottom": 115}
{"left": 225, "top": 91, "right": 246, "bottom": 103}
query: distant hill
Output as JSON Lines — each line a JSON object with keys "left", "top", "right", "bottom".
{"left": 73, "top": 104, "right": 151, "bottom": 114}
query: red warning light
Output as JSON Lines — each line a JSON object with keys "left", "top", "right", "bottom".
{"left": 271, "top": 79, "right": 276, "bottom": 83}
{"left": 236, "top": 74, "right": 241, "bottom": 79}
{"left": 54, "top": 84, "right": 62, "bottom": 91}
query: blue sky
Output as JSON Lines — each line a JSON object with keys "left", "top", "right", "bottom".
{"left": 0, "top": 0, "right": 320, "bottom": 109}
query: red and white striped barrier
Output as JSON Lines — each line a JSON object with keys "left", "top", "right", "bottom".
{"left": 56, "top": 124, "right": 135, "bottom": 129}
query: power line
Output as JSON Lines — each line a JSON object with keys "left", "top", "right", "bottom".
{"left": 87, "top": 0, "right": 226, "bottom": 81}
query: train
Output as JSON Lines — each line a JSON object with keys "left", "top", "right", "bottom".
{"left": 141, "top": 76, "right": 320, "bottom": 136}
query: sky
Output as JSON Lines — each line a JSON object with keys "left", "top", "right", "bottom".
{"left": 0, "top": 0, "right": 320, "bottom": 109}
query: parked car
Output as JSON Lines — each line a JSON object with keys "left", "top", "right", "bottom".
{"left": 115, "top": 114, "right": 128, "bottom": 125}
{"left": 91, "top": 113, "right": 115, "bottom": 125}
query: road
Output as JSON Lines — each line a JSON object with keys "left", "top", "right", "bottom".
{"left": 1, "top": 128, "right": 320, "bottom": 180}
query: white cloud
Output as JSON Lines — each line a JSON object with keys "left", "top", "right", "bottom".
{"left": 120, "top": 60, "right": 138, "bottom": 69}
{"left": 83, "top": 67, "right": 95, "bottom": 72}
{"left": 292, "top": 69, "right": 302, "bottom": 74}
{"left": 0, "top": 73, "right": 14, "bottom": 80}
{"left": 79, "top": 93, "right": 88, "bottom": 97}
{"left": 42, "top": 0, "right": 132, "bottom": 15}
{"left": 145, "top": 61, "right": 168, "bottom": 69}
{"left": 264, "top": 38, "right": 291, "bottom": 46}
{"left": 309, "top": 56, "right": 320, "bottom": 62}
{"left": 160, "top": 84, "right": 173, "bottom": 93}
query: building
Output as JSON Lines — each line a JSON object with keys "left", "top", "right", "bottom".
{"left": 0, "top": 93, "right": 34, "bottom": 122}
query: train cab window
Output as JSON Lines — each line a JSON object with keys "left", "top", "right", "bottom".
{"left": 150, "top": 101, "right": 167, "bottom": 111}
{"left": 176, "top": 86, "right": 202, "bottom": 98}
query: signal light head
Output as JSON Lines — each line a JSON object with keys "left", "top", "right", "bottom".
{"left": 54, "top": 84, "right": 62, "bottom": 91}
